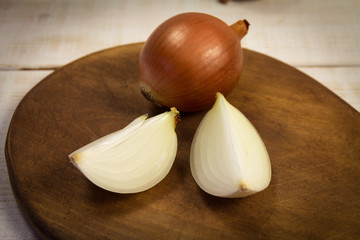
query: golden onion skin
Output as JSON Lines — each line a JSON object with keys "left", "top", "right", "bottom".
{"left": 139, "top": 13, "right": 248, "bottom": 112}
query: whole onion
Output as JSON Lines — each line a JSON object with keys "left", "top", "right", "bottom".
{"left": 139, "top": 12, "right": 249, "bottom": 112}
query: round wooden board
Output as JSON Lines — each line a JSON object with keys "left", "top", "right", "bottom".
{"left": 5, "top": 43, "right": 360, "bottom": 240}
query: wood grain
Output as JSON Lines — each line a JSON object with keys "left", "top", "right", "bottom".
{"left": 1, "top": 1, "right": 359, "bottom": 239}
{"left": 0, "top": 71, "right": 50, "bottom": 240}
{"left": 297, "top": 67, "right": 360, "bottom": 111}
{"left": 1, "top": 0, "right": 359, "bottom": 68}
{"left": 5, "top": 43, "right": 360, "bottom": 240}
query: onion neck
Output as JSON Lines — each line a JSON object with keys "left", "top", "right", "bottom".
{"left": 230, "top": 19, "right": 250, "bottom": 40}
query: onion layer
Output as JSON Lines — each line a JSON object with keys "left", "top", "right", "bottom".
{"left": 69, "top": 108, "right": 179, "bottom": 194}
{"left": 190, "top": 93, "right": 271, "bottom": 198}
{"left": 139, "top": 12, "right": 249, "bottom": 112}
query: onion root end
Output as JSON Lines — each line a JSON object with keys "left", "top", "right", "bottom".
{"left": 140, "top": 86, "right": 163, "bottom": 108}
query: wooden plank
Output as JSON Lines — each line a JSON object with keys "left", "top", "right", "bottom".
{"left": 0, "top": 0, "right": 359, "bottom": 68}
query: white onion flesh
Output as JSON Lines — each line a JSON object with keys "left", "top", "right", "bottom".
{"left": 69, "top": 108, "right": 179, "bottom": 194}
{"left": 190, "top": 93, "right": 271, "bottom": 198}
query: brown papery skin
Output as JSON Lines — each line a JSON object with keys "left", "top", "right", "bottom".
{"left": 139, "top": 13, "right": 247, "bottom": 112}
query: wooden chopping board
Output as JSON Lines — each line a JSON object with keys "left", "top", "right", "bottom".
{"left": 5, "top": 43, "right": 360, "bottom": 240}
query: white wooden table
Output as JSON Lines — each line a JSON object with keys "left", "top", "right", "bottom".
{"left": 1, "top": 0, "right": 359, "bottom": 239}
